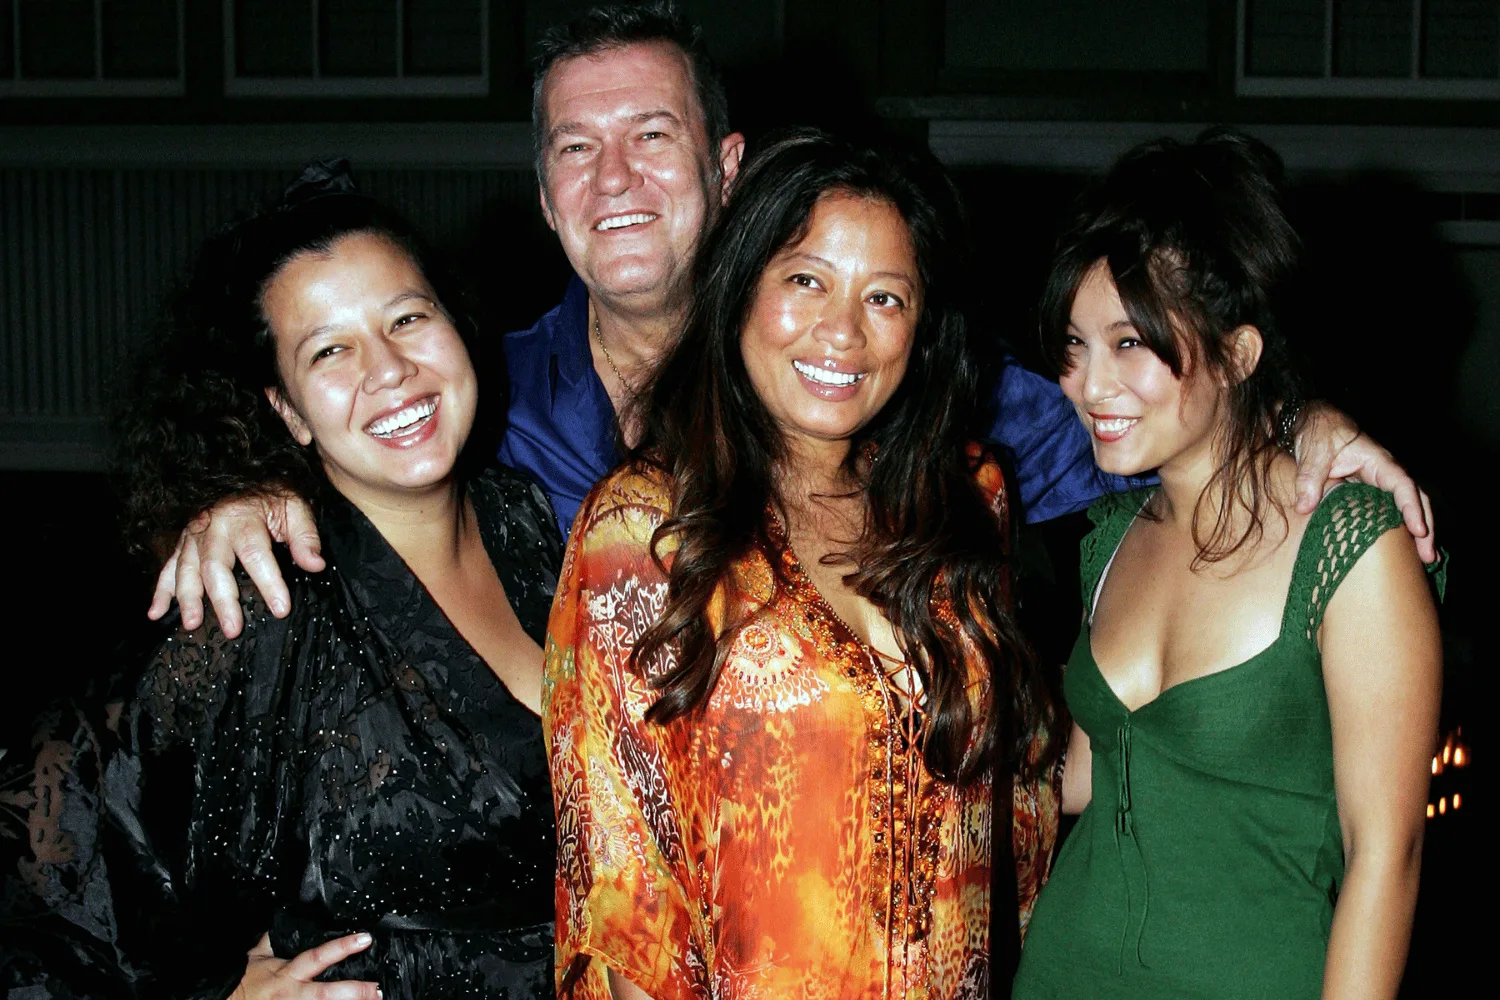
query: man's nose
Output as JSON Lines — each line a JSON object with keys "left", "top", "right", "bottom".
{"left": 592, "top": 140, "right": 639, "bottom": 198}
{"left": 362, "top": 337, "right": 418, "bottom": 393}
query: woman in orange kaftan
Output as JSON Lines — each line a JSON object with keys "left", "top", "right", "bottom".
{"left": 545, "top": 130, "right": 1062, "bottom": 1000}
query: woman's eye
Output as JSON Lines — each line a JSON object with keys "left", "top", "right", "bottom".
{"left": 790, "top": 273, "right": 818, "bottom": 288}
{"left": 1117, "top": 337, "right": 1143, "bottom": 349}
{"left": 310, "top": 345, "right": 343, "bottom": 363}
{"left": 868, "top": 291, "right": 904, "bottom": 308}
{"left": 393, "top": 313, "right": 424, "bottom": 330}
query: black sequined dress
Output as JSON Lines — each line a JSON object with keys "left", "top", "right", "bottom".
{"left": 0, "top": 466, "right": 563, "bottom": 999}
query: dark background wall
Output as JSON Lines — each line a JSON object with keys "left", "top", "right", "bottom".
{"left": 2, "top": 2, "right": 1492, "bottom": 994}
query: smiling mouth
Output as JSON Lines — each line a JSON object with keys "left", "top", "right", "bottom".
{"left": 1090, "top": 415, "right": 1139, "bottom": 440}
{"left": 366, "top": 397, "right": 438, "bottom": 439}
{"left": 595, "top": 212, "right": 659, "bottom": 232}
{"left": 792, "top": 360, "right": 864, "bottom": 387}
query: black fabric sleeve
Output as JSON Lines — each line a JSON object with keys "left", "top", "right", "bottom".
{"left": 0, "top": 583, "right": 280, "bottom": 1000}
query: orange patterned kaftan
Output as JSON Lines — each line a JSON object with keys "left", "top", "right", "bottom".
{"left": 544, "top": 458, "right": 1060, "bottom": 1000}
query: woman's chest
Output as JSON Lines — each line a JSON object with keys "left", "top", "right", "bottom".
{"left": 274, "top": 651, "right": 556, "bottom": 914}
{"left": 1064, "top": 626, "right": 1334, "bottom": 795}
{"left": 687, "top": 605, "right": 987, "bottom": 970}
{"left": 1089, "top": 527, "right": 1300, "bottom": 710}
{"left": 689, "top": 596, "right": 979, "bottom": 852}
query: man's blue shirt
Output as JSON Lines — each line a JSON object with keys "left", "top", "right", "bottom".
{"left": 496, "top": 276, "right": 616, "bottom": 536}
{"left": 498, "top": 276, "right": 1120, "bottom": 537}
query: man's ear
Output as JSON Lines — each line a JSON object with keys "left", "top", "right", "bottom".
{"left": 1225, "top": 324, "right": 1264, "bottom": 386}
{"left": 265, "top": 387, "right": 314, "bottom": 446}
{"left": 538, "top": 182, "right": 558, "bottom": 233}
{"left": 717, "top": 132, "right": 746, "bottom": 204}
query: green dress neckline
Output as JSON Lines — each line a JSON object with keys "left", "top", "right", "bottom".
{"left": 1081, "top": 487, "right": 1311, "bottom": 718}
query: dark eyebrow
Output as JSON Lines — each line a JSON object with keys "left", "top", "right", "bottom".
{"left": 289, "top": 291, "right": 433, "bottom": 354}
{"left": 626, "top": 109, "right": 684, "bottom": 129}
{"left": 292, "top": 325, "right": 333, "bottom": 356}
{"left": 1067, "top": 318, "right": 1137, "bottom": 336}
{"left": 386, "top": 290, "right": 433, "bottom": 310}
{"left": 545, "top": 109, "right": 684, "bottom": 149}
{"left": 781, "top": 252, "right": 918, "bottom": 289}
{"left": 545, "top": 121, "right": 585, "bottom": 147}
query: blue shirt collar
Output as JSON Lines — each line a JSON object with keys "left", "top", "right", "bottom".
{"left": 549, "top": 275, "right": 593, "bottom": 391}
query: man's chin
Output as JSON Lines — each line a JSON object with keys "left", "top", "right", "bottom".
{"left": 583, "top": 263, "right": 681, "bottom": 308}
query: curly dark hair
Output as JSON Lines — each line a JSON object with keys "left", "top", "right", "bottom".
{"left": 116, "top": 174, "right": 486, "bottom": 561}
{"left": 1040, "top": 128, "right": 1304, "bottom": 565}
{"left": 627, "top": 128, "right": 1052, "bottom": 784}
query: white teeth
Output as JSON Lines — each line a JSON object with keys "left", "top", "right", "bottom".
{"left": 1094, "top": 417, "right": 1137, "bottom": 434}
{"left": 368, "top": 399, "right": 436, "bottom": 437}
{"left": 793, "top": 360, "right": 862, "bottom": 387}
{"left": 596, "top": 212, "right": 658, "bottom": 231}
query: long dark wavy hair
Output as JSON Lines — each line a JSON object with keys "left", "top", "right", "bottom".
{"left": 117, "top": 165, "right": 488, "bottom": 560}
{"left": 627, "top": 128, "right": 1051, "bottom": 784}
{"left": 1040, "top": 128, "right": 1305, "bottom": 565}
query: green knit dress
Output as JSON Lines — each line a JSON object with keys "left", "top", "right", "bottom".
{"left": 1014, "top": 484, "right": 1406, "bottom": 1000}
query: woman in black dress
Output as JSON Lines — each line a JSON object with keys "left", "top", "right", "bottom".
{"left": 0, "top": 166, "right": 561, "bottom": 999}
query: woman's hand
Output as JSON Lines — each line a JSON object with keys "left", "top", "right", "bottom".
{"left": 235, "top": 932, "right": 381, "bottom": 1000}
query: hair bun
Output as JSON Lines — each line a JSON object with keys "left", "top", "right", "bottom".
{"left": 280, "top": 158, "right": 363, "bottom": 207}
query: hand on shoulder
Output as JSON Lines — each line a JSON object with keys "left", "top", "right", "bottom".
{"left": 148, "top": 492, "right": 323, "bottom": 639}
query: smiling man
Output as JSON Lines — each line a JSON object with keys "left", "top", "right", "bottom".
{"left": 154, "top": 0, "right": 1434, "bottom": 645}
{"left": 506, "top": 4, "right": 1119, "bottom": 535}
{"left": 500, "top": 7, "right": 745, "bottom": 530}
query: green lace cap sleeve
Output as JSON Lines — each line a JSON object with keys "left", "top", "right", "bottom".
{"left": 1286, "top": 483, "right": 1407, "bottom": 642}
{"left": 1078, "top": 488, "right": 1154, "bottom": 610}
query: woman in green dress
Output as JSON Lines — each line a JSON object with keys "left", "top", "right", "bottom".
{"left": 1012, "top": 130, "right": 1442, "bottom": 999}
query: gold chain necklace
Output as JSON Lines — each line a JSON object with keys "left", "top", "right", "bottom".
{"left": 593, "top": 315, "right": 638, "bottom": 396}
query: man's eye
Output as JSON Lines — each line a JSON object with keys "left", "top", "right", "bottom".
{"left": 393, "top": 313, "right": 424, "bottom": 329}
{"left": 560, "top": 142, "right": 588, "bottom": 155}
{"left": 640, "top": 131, "right": 666, "bottom": 141}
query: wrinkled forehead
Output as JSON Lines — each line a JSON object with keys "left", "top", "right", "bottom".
{"left": 539, "top": 39, "right": 707, "bottom": 139}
